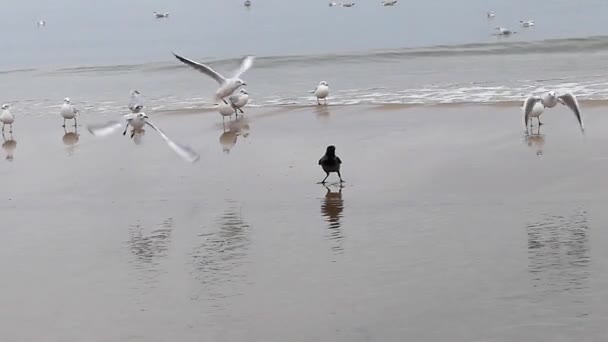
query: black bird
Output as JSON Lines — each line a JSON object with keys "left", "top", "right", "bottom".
{"left": 318, "top": 145, "right": 344, "bottom": 184}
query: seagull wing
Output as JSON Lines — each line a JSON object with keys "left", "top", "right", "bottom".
{"left": 228, "top": 94, "right": 240, "bottom": 106}
{"left": 145, "top": 121, "right": 200, "bottom": 163}
{"left": 173, "top": 53, "right": 226, "bottom": 85}
{"left": 232, "top": 55, "right": 255, "bottom": 79}
{"left": 523, "top": 96, "right": 541, "bottom": 128}
{"left": 87, "top": 120, "right": 124, "bottom": 137}
{"left": 558, "top": 92, "right": 584, "bottom": 132}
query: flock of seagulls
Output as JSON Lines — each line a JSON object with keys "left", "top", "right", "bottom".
{"left": 487, "top": 10, "right": 535, "bottom": 36}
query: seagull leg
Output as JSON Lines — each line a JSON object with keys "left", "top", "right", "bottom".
{"left": 537, "top": 117, "right": 543, "bottom": 126}
{"left": 73, "top": 117, "right": 78, "bottom": 127}
{"left": 325, "top": 98, "right": 328, "bottom": 105}
{"left": 122, "top": 124, "right": 129, "bottom": 136}
{"left": 238, "top": 108, "right": 245, "bottom": 114}
{"left": 130, "top": 130, "right": 135, "bottom": 139}
{"left": 62, "top": 119, "right": 66, "bottom": 128}
{"left": 317, "top": 98, "right": 321, "bottom": 105}
{"left": 1, "top": 124, "right": 4, "bottom": 133}
{"left": 9, "top": 124, "right": 12, "bottom": 134}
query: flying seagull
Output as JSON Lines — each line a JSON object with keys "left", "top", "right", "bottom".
{"left": 522, "top": 91, "right": 583, "bottom": 133}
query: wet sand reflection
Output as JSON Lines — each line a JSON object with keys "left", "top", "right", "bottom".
{"left": 321, "top": 185, "right": 345, "bottom": 253}
{"left": 2, "top": 133, "right": 17, "bottom": 161}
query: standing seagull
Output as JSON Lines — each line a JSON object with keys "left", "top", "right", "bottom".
{"left": 86, "top": 113, "right": 200, "bottom": 163}
{"left": 60, "top": 98, "right": 79, "bottom": 127}
{"left": 318, "top": 145, "right": 344, "bottom": 184}
{"left": 37, "top": 20, "right": 46, "bottom": 27}
{"left": 520, "top": 20, "right": 535, "bottom": 27}
{"left": 229, "top": 88, "right": 249, "bottom": 117}
{"left": 495, "top": 27, "right": 515, "bottom": 35}
{"left": 128, "top": 90, "right": 144, "bottom": 113}
{"left": 312, "top": 81, "right": 330, "bottom": 105}
{"left": 173, "top": 53, "right": 255, "bottom": 102}
{"left": 522, "top": 91, "right": 584, "bottom": 132}
{"left": 0, "top": 104, "right": 14, "bottom": 133}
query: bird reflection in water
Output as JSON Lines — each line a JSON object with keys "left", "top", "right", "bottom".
{"left": 62, "top": 127, "right": 79, "bottom": 155}
{"left": 524, "top": 126, "right": 545, "bottom": 156}
{"left": 2, "top": 133, "right": 16, "bottom": 161}
{"left": 526, "top": 209, "right": 590, "bottom": 297}
{"left": 191, "top": 201, "right": 250, "bottom": 301}
{"left": 127, "top": 218, "right": 174, "bottom": 285}
{"left": 321, "top": 185, "right": 345, "bottom": 253}
{"left": 219, "top": 117, "right": 250, "bottom": 153}
{"left": 315, "top": 105, "right": 331, "bottom": 119}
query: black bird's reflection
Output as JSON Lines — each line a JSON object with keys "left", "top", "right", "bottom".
{"left": 219, "top": 117, "right": 250, "bottom": 153}
{"left": 62, "top": 127, "right": 79, "bottom": 155}
{"left": 2, "top": 133, "right": 16, "bottom": 161}
{"left": 321, "top": 185, "right": 345, "bottom": 253}
{"left": 524, "top": 126, "right": 545, "bottom": 156}
{"left": 191, "top": 202, "right": 251, "bottom": 300}
{"left": 526, "top": 209, "right": 590, "bottom": 295}
{"left": 127, "top": 218, "right": 174, "bottom": 286}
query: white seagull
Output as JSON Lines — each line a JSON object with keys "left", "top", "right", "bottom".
{"left": 520, "top": 20, "right": 535, "bottom": 27}
{"left": 37, "top": 20, "right": 46, "bottom": 27}
{"left": 229, "top": 88, "right": 249, "bottom": 117}
{"left": 0, "top": 104, "right": 14, "bottom": 133}
{"left": 312, "top": 81, "right": 330, "bottom": 105}
{"left": 217, "top": 100, "right": 236, "bottom": 122}
{"left": 341, "top": 2, "right": 355, "bottom": 7}
{"left": 495, "top": 27, "right": 515, "bottom": 35}
{"left": 382, "top": 0, "right": 398, "bottom": 6}
{"left": 487, "top": 11, "right": 495, "bottom": 18}
{"left": 60, "top": 98, "right": 79, "bottom": 127}
{"left": 128, "top": 90, "right": 144, "bottom": 113}
{"left": 86, "top": 113, "right": 200, "bottom": 163}
{"left": 522, "top": 91, "right": 584, "bottom": 133}
{"left": 329, "top": 2, "right": 340, "bottom": 6}
{"left": 173, "top": 53, "right": 255, "bottom": 102}
{"left": 154, "top": 12, "right": 169, "bottom": 18}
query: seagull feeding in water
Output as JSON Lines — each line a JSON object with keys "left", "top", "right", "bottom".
{"left": 173, "top": 53, "right": 255, "bottom": 103}
{"left": 86, "top": 113, "right": 200, "bottom": 163}
{"left": 520, "top": 20, "right": 535, "bottom": 27}
{"left": 0, "top": 104, "right": 14, "bottom": 133}
{"left": 522, "top": 91, "right": 584, "bottom": 133}
{"left": 128, "top": 90, "right": 144, "bottom": 113}
{"left": 154, "top": 12, "right": 169, "bottom": 18}
{"left": 382, "top": 0, "right": 398, "bottom": 6}
{"left": 318, "top": 145, "right": 344, "bottom": 184}
{"left": 312, "top": 81, "right": 330, "bottom": 105}
{"left": 60, "top": 98, "right": 79, "bottom": 127}
{"left": 229, "top": 89, "right": 249, "bottom": 117}
{"left": 495, "top": 27, "right": 515, "bottom": 35}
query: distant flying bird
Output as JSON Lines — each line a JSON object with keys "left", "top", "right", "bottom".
{"left": 318, "top": 145, "right": 344, "bottom": 184}
{"left": 520, "top": 20, "right": 535, "bottom": 27}
{"left": 154, "top": 12, "right": 169, "bottom": 18}
{"left": 382, "top": 0, "right": 398, "bottom": 6}
{"left": 341, "top": 2, "right": 355, "bottom": 7}
{"left": 522, "top": 91, "right": 584, "bottom": 133}
{"left": 487, "top": 11, "right": 495, "bottom": 18}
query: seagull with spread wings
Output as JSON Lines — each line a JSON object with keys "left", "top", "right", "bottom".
{"left": 173, "top": 53, "right": 254, "bottom": 102}
{"left": 522, "top": 91, "right": 584, "bottom": 133}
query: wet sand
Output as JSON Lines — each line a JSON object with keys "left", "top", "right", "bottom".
{"left": 2, "top": 104, "right": 608, "bottom": 341}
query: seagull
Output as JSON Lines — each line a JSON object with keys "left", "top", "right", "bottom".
{"left": 522, "top": 91, "right": 584, "bottom": 133}
{"left": 495, "top": 27, "right": 515, "bottom": 35}
{"left": 128, "top": 90, "right": 144, "bottom": 113}
{"left": 244, "top": 0, "right": 251, "bottom": 6}
{"left": 312, "top": 81, "right": 330, "bottom": 105}
{"left": 154, "top": 12, "right": 169, "bottom": 18}
{"left": 487, "top": 11, "right": 495, "bottom": 18}
{"left": 329, "top": 2, "right": 340, "bottom": 6}
{"left": 0, "top": 104, "right": 14, "bottom": 133}
{"left": 341, "top": 2, "right": 355, "bottom": 7}
{"left": 382, "top": 0, "right": 397, "bottom": 6}
{"left": 86, "top": 113, "right": 200, "bottom": 163}
{"left": 37, "top": 20, "right": 46, "bottom": 27}
{"left": 229, "top": 89, "right": 249, "bottom": 117}
{"left": 520, "top": 20, "right": 535, "bottom": 27}
{"left": 217, "top": 99, "right": 236, "bottom": 122}
{"left": 318, "top": 145, "right": 344, "bottom": 184}
{"left": 60, "top": 98, "right": 79, "bottom": 127}
{"left": 173, "top": 53, "right": 255, "bottom": 102}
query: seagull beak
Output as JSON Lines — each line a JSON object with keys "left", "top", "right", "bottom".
{"left": 242, "top": 83, "right": 247, "bottom": 86}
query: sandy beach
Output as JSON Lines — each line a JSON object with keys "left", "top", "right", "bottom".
{"left": 1, "top": 104, "right": 608, "bottom": 340}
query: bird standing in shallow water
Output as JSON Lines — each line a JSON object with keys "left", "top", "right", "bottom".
{"left": 318, "top": 145, "right": 344, "bottom": 184}
{"left": 0, "top": 104, "right": 14, "bottom": 133}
